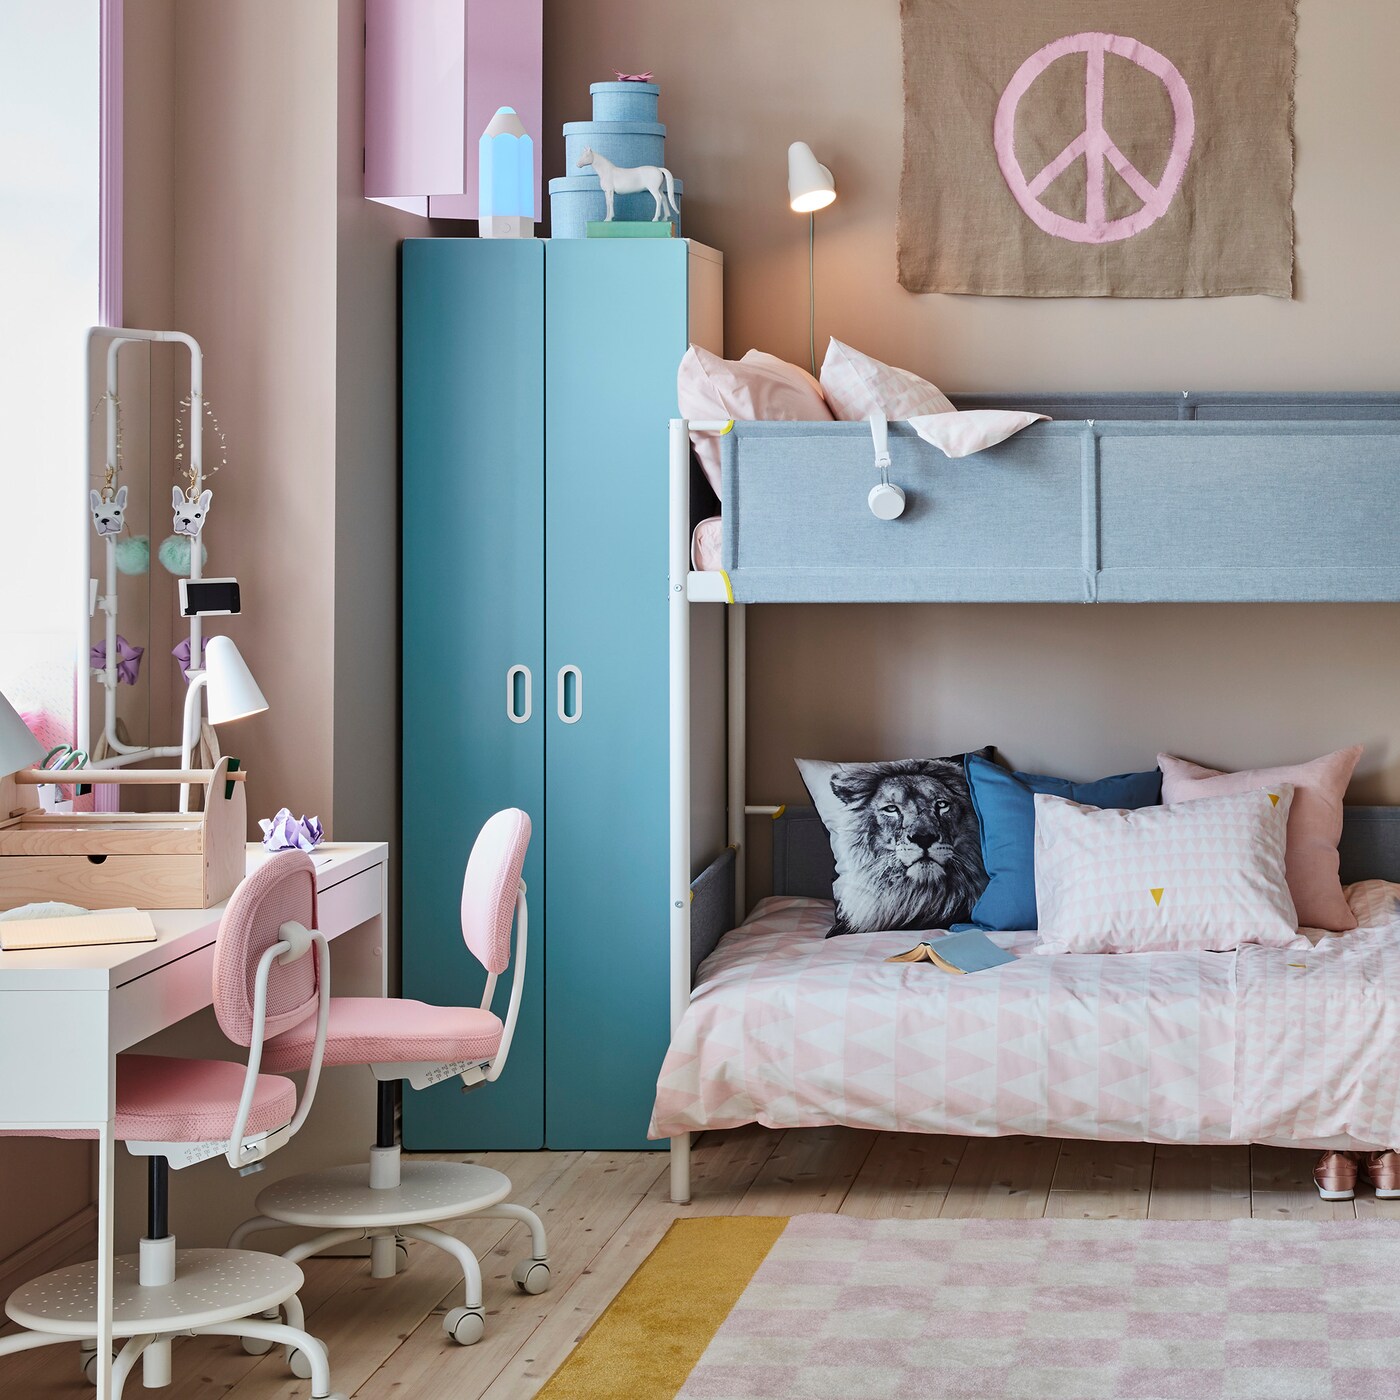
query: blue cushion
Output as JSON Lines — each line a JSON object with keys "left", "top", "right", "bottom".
{"left": 961, "top": 754, "right": 1162, "bottom": 932}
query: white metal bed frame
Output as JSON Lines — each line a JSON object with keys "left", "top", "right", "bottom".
{"left": 665, "top": 404, "right": 1400, "bottom": 1208}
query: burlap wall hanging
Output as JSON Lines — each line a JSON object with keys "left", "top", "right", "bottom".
{"left": 898, "top": 0, "right": 1297, "bottom": 297}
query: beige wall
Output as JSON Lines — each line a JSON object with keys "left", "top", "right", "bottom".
{"left": 334, "top": 0, "right": 420, "bottom": 985}
{"left": 544, "top": 1, "right": 1400, "bottom": 900}
{"left": 168, "top": 0, "right": 341, "bottom": 832}
{"left": 114, "top": 0, "right": 409, "bottom": 846}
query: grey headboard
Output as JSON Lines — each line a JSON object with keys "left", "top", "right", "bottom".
{"left": 772, "top": 804, "right": 1400, "bottom": 900}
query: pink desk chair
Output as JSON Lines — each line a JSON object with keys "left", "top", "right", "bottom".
{"left": 231, "top": 809, "right": 550, "bottom": 1348}
{"left": 0, "top": 852, "right": 346, "bottom": 1399}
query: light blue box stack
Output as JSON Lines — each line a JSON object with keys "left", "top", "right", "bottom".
{"left": 548, "top": 81, "right": 684, "bottom": 238}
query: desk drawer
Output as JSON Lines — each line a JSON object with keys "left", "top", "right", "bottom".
{"left": 319, "top": 865, "right": 382, "bottom": 939}
{"left": 0, "top": 853, "right": 205, "bottom": 910}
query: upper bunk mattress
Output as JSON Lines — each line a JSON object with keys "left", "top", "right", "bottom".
{"left": 651, "top": 883, "right": 1400, "bottom": 1151}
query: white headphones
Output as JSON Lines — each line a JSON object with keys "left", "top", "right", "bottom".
{"left": 867, "top": 407, "right": 905, "bottom": 519}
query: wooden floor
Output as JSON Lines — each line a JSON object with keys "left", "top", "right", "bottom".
{"left": 3, "top": 1129, "right": 1388, "bottom": 1398}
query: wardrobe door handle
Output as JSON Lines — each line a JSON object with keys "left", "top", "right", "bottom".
{"left": 506, "top": 665, "right": 532, "bottom": 724}
{"left": 557, "top": 665, "right": 582, "bottom": 724}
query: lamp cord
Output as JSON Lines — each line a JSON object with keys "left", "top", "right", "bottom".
{"left": 808, "top": 212, "right": 817, "bottom": 378}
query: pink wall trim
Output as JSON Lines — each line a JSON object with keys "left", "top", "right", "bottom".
{"left": 100, "top": 0, "right": 123, "bottom": 325}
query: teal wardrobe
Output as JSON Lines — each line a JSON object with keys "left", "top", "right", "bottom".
{"left": 401, "top": 237, "right": 723, "bottom": 1150}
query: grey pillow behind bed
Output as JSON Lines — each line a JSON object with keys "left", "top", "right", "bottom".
{"left": 797, "top": 752, "right": 991, "bottom": 938}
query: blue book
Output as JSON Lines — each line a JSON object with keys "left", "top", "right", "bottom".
{"left": 886, "top": 929, "right": 1016, "bottom": 974}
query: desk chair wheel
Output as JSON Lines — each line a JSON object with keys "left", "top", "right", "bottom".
{"left": 80, "top": 1343, "right": 116, "bottom": 1385}
{"left": 444, "top": 1305, "right": 485, "bottom": 1346}
{"left": 288, "top": 1344, "right": 315, "bottom": 1379}
{"left": 512, "top": 1258, "right": 551, "bottom": 1295}
{"left": 241, "top": 1307, "right": 281, "bottom": 1355}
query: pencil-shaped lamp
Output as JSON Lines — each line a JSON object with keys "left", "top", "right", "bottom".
{"left": 479, "top": 107, "right": 536, "bottom": 239}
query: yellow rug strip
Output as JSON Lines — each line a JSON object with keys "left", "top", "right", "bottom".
{"left": 536, "top": 1215, "right": 789, "bottom": 1400}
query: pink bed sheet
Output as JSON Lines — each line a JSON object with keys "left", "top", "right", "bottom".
{"left": 651, "top": 886, "right": 1400, "bottom": 1150}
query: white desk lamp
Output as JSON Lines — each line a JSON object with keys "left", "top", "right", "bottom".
{"left": 179, "top": 635, "right": 267, "bottom": 813}
{"left": 788, "top": 141, "right": 837, "bottom": 376}
{"left": 0, "top": 687, "right": 43, "bottom": 777}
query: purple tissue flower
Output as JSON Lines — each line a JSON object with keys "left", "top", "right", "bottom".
{"left": 259, "top": 808, "right": 324, "bottom": 852}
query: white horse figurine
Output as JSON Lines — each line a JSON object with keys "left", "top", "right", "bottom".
{"left": 576, "top": 147, "right": 677, "bottom": 223}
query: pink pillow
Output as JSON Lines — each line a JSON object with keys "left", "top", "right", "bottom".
{"left": 1158, "top": 746, "right": 1363, "bottom": 932}
{"left": 1034, "top": 786, "right": 1301, "bottom": 955}
{"left": 691, "top": 515, "right": 722, "bottom": 571}
{"left": 819, "top": 337, "right": 955, "bottom": 420}
{"left": 677, "top": 345, "right": 833, "bottom": 497}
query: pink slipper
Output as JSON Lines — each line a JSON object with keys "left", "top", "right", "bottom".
{"left": 1313, "top": 1150, "right": 1358, "bottom": 1200}
{"left": 1361, "top": 1150, "right": 1400, "bottom": 1199}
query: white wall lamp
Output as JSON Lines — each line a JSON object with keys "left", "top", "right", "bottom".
{"left": 178, "top": 635, "right": 268, "bottom": 813}
{"left": 788, "top": 141, "right": 837, "bottom": 376}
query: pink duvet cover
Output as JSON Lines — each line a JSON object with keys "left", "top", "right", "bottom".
{"left": 650, "top": 884, "right": 1400, "bottom": 1150}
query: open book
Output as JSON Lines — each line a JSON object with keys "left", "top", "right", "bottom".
{"left": 886, "top": 929, "right": 1016, "bottom": 974}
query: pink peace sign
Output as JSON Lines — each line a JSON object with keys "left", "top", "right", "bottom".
{"left": 994, "top": 31, "right": 1195, "bottom": 245}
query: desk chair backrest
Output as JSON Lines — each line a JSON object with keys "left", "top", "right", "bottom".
{"left": 215, "top": 851, "right": 321, "bottom": 1043}
{"left": 462, "top": 809, "right": 531, "bottom": 975}
{"left": 461, "top": 809, "right": 530, "bottom": 1085}
{"left": 211, "top": 851, "right": 331, "bottom": 1168}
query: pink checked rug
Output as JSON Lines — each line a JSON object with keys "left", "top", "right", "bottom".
{"left": 675, "top": 1215, "right": 1400, "bottom": 1400}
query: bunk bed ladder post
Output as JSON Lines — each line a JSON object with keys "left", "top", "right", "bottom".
{"left": 668, "top": 416, "right": 693, "bottom": 1205}
{"left": 728, "top": 602, "right": 747, "bottom": 923}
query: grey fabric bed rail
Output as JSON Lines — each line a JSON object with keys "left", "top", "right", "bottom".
{"left": 767, "top": 804, "right": 1400, "bottom": 903}
{"left": 949, "top": 391, "right": 1400, "bottom": 422}
{"left": 716, "top": 393, "right": 1400, "bottom": 604}
{"left": 689, "top": 845, "right": 735, "bottom": 979}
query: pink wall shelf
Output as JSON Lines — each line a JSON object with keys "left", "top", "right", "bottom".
{"left": 364, "top": 0, "right": 543, "bottom": 220}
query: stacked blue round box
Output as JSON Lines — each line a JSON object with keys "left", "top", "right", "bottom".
{"left": 549, "top": 82, "right": 684, "bottom": 238}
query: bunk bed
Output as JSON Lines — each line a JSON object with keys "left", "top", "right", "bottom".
{"left": 663, "top": 392, "right": 1400, "bottom": 1203}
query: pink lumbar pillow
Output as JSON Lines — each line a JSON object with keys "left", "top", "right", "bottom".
{"left": 677, "top": 345, "right": 833, "bottom": 497}
{"left": 690, "top": 515, "right": 722, "bottom": 571}
{"left": 1157, "top": 746, "right": 1363, "bottom": 933}
{"left": 1034, "top": 786, "right": 1301, "bottom": 955}
{"left": 819, "top": 337, "right": 955, "bottom": 421}
{"left": 908, "top": 409, "right": 1048, "bottom": 458}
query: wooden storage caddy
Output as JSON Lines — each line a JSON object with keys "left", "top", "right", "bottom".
{"left": 0, "top": 758, "right": 247, "bottom": 910}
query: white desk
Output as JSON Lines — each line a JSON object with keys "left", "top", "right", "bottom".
{"left": 0, "top": 841, "right": 388, "bottom": 1400}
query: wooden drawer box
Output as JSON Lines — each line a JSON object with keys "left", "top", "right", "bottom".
{"left": 0, "top": 760, "right": 246, "bottom": 911}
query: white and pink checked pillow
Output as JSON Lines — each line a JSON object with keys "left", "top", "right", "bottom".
{"left": 1033, "top": 786, "right": 1302, "bottom": 955}
{"left": 820, "top": 338, "right": 955, "bottom": 420}
{"left": 819, "top": 338, "right": 1047, "bottom": 457}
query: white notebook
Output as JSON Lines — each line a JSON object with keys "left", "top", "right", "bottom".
{"left": 0, "top": 907, "right": 158, "bottom": 951}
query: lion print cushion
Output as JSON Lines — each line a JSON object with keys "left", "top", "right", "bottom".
{"left": 797, "top": 754, "right": 992, "bottom": 938}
